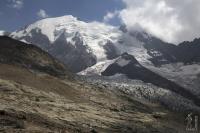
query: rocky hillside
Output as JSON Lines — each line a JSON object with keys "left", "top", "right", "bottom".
{"left": 0, "top": 36, "right": 71, "bottom": 78}
{"left": 177, "top": 38, "right": 200, "bottom": 63}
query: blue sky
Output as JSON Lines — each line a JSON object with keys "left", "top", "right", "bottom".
{"left": 0, "top": 0, "right": 124, "bottom": 31}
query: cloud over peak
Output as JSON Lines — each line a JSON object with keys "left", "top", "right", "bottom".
{"left": 103, "top": 10, "right": 119, "bottom": 23}
{"left": 118, "top": 0, "right": 200, "bottom": 44}
{"left": 37, "top": 9, "right": 49, "bottom": 19}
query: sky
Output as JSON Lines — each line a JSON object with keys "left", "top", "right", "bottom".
{"left": 0, "top": 0, "right": 124, "bottom": 31}
{"left": 0, "top": 0, "right": 200, "bottom": 44}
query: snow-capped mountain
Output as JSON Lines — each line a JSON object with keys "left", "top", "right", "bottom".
{"left": 9, "top": 15, "right": 200, "bottom": 69}
{"left": 10, "top": 15, "right": 160, "bottom": 72}
{"left": 10, "top": 16, "right": 122, "bottom": 72}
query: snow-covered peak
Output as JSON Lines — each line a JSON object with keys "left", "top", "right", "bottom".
{"left": 11, "top": 15, "right": 122, "bottom": 62}
{"left": 10, "top": 15, "right": 158, "bottom": 72}
{"left": 12, "top": 15, "right": 78, "bottom": 42}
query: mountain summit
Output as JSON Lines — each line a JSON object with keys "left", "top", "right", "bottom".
{"left": 10, "top": 15, "right": 122, "bottom": 72}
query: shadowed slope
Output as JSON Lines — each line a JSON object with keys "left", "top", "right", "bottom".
{"left": 0, "top": 36, "right": 71, "bottom": 78}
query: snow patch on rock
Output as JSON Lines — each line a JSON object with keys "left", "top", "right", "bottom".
{"left": 79, "top": 59, "right": 117, "bottom": 75}
{"left": 116, "top": 58, "right": 130, "bottom": 67}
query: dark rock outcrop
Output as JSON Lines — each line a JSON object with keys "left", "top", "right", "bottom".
{"left": 0, "top": 36, "right": 71, "bottom": 78}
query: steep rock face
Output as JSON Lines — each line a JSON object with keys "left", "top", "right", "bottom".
{"left": 140, "top": 37, "right": 200, "bottom": 97}
{"left": 102, "top": 53, "right": 200, "bottom": 107}
{"left": 48, "top": 32, "right": 97, "bottom": 72}
{"left": 131, "top": 30, "right": 200, "bottom": 65}
{"left": 103, "top": 40, "right": 120, "bottom": 60}
{"left": 129, "top": 30, "right": 179, "bottom": 66}
{"left": 177, "top": 38, "right": 200, "bottom": 63}
{"left": 0, "top": 36, "right": 71, "bottom": 78}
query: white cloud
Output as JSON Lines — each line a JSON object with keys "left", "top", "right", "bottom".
{"left": 9, "top": 0, "right": 23, "bottom": 9}
{"left": 118, "top": 0, "right": 200, "bottom": 44}
{"left": 37, "top": 9, "right": 49, "bottom": 19}
{"left": 103, "top": 10, "right": 119, "bottom": 23}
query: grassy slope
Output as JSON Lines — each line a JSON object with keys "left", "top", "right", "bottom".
{"left": 0, "top": 64, "right": 187, "bottom": 133}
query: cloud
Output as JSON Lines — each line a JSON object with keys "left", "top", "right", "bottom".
{"left": 103, "top": 10, "right": 119, "bottom": 23}
{"left": 9, "top": 0, "right": 24, "bottom": 9}
{"left": 118, "top": 0, "right": 200, "bottom": 44}
{"left": 37, "top": 9, "right": 49, "bottom": 19}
